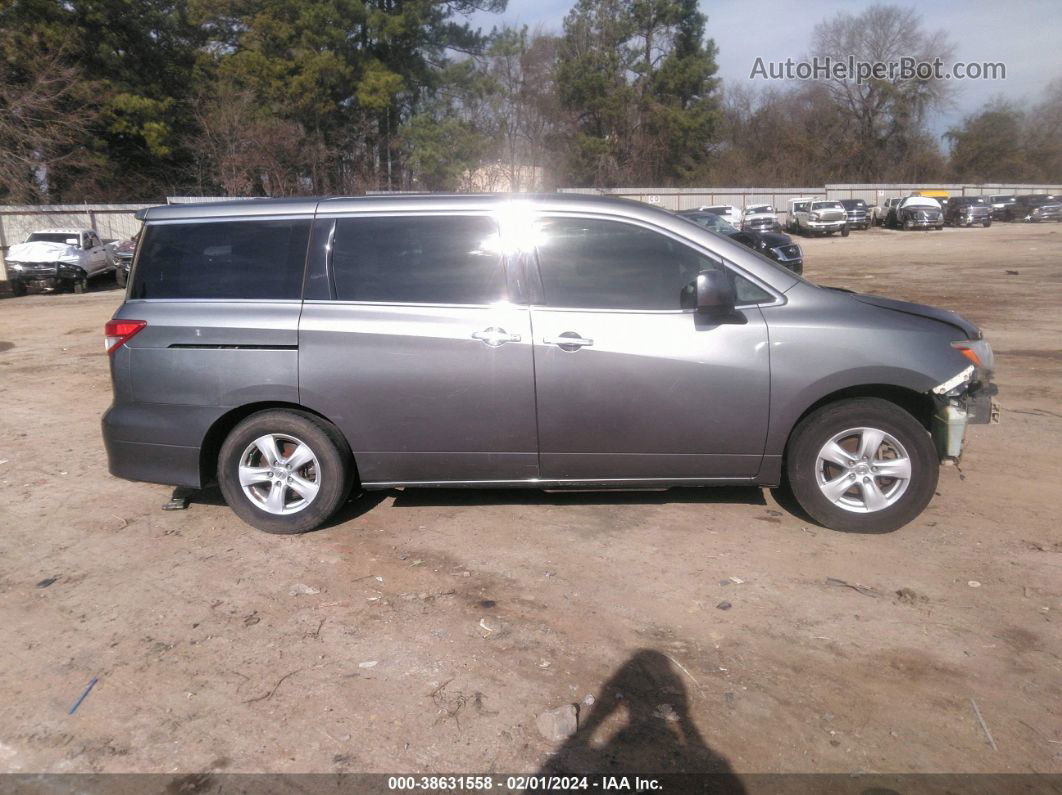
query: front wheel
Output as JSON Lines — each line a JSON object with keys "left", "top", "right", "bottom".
{"left": 841, "top": 225, "right": 850, "bottom": 237}
{"left": 983, "top": 219, "right": 991, "bottom": 228}
{"left": 115, "top": 268, "right": 127, "bottom": 287}
{"left": 786, "top": 398, "right": 938, "bottom": 533}
{"left": 72, "top": 277, "right": 87, "bottom": 294}
{"left": 218, "top": 410, "right": 355, "bottom": 533}
{"left": 9, "top": 280, "right": 27, "bottom": 297}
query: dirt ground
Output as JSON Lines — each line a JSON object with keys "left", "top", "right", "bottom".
{"left": 0, "top": 222, "right": 1059, "bottom": 779}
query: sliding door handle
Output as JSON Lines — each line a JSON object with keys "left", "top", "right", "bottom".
{"left": 472, "top": 327, "right": 521, "bottom": 347}
{"left": 543, "top": 333, "right": 593, "bottom": 350}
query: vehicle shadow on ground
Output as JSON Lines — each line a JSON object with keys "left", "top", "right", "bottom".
{"left": 388, "top": 485, "right": 767, "bottom": 509}
{"left": 538, "top": 648, "right": 747, "bottom": 788}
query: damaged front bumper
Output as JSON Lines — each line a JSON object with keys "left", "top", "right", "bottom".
{"left": 930, "top": 355, "right": 999, "bottom": 461}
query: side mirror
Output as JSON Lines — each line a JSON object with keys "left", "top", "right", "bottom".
{"left": 696, "top": 269, "right": 736, "bottom": 314}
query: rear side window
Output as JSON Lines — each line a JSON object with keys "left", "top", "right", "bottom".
{"left": 130, "top": 220, "right": 310, "bottom": 300}
{"left": 331, "top": 215, "right": 506, "bottom": 305}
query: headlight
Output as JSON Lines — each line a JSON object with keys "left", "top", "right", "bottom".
{"left": 8, "top": 263, "right": 22, "bottom": 271}
{"left": 1033, "top": 207, "right": 1041, "bottom": 215}
{"left": 810, "top": 213, "right": 820, "bottom": 221}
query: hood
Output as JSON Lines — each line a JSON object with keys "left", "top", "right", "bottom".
{"left": 6, "top": 241, "right": 81, "bottom": 263}
{"left": 850, "top": 293, "right": 980, "bottom": 339}
{"left": 746, "top": 230, "right": 792, "bottom": 248}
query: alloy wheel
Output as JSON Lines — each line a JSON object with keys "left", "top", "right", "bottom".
{"left": 814, "top": 427, "right": 912, "bottom": 513}
{"left": 238, "top": 433, "right": 321, "bottom": 515}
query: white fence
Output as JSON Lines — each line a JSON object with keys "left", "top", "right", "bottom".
{"left": 559, "top": 183, "right": 1062, "bottom": 216}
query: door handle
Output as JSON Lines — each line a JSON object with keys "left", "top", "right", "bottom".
{"left": 472, "top": 327, "right": 521, "bottom": 347}
{"left": 543, "top": 333, "right": 594, "bottom": 350}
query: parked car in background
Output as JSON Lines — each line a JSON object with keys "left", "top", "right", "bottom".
{"left": 792, "top": 199, "right": 849, "bottom": 236}
{"left": 740, "top": 204, "right": 779, "bottom": 232}
{"left": 889, "top": 197, "right": 944, "bottom": 230}
{"left": 102, "top": 194, "right": 996, "bottom": 535}
{"left": 113, "top": 230, "right": 141, "bottom": 287}
{"left": 678, "top": 209, "right": 803, "bottom": 274}
{"left": 839, "top": 199, "right": 870, "bottom": 230}
{"left": 986, "top": 195, "right": 1016, "bottom": 220}
{"left": 873, "top": 198, "right": 901, "bottom": 226}
{"left": 694, "top": 205, "right": 742, "bottom": 226}
{"left": 943, "top": 197, "right": 991, "bottom": 228}
{"left": 1006, "top": 194, "right": 1062, "bottom": 222}
{"left": 785, "top": 198, "right": 811, "bottom": 233}
{"left": 4, "top": 228, "right": 115, "bottom": 296}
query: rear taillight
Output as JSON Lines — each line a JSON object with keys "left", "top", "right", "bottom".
{"left": 104, "top": 319, "right": 146, "bottom": 355}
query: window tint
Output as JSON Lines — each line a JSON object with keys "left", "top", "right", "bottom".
{"left": 331, "top": 215, "right": 506, "bottom": 305}
{"left": 131, "top": 220, "right": 310, "bottom": 300}
{"left": 535, "top": 217, "right": 770, "bottom": 310}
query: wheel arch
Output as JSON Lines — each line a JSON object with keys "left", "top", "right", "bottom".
{"left": 782, "top": 384, "right": 935, "bottom": 462}
{"left": 199, "top": 401, "right": 355, "bottom": 487}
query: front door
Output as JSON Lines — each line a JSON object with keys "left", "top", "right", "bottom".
{"left": 529, "top": 215, "right": 771, "bottom": 481}
{"left": 298, "top": 213, "right": 538, "bottom": 486}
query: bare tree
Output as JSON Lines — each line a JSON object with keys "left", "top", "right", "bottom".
{"left": 0, "top": 49, "right": 102, "bottom": 203}
{"left": 809, "top": 4, "right": 954, "bottom": 180}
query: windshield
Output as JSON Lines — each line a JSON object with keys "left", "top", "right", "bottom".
{"left": 26, "top": 232, "right": 77, "bottom": 245}
{"left": 745, "top": 205, "right": 772, "bottom": 214}
{"left": 840, "top": 200, "right": 865, "bottom": 209}
{"left": 811, "top": 202, "right": 843, "bottom": 211}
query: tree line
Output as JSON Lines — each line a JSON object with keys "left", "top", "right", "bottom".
{"left": 1, "top": 1, "right": 1058, "bottom": 204}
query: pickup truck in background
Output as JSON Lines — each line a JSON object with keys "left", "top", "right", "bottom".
{"left": 4, "top": 228, "right": 116, "bottom": 296}
{"left": 789, "top": 199, "right": 849, "bottom": 236}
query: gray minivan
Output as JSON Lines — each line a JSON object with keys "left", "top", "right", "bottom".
{"left": 102, "top": 194, "right": 996, "bottom": 534}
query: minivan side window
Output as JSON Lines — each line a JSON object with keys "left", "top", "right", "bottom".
{"left": 130, "top": 219, "right": 311, "bottom": 300}
{"left": 331, "top": 215, "right": 506, "bottom": 305}
{"left": 534, "top": 217, "right": 771, "bottom": 310}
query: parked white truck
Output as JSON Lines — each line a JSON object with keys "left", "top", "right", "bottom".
{"left": 4, "top": 228, "right": 116, "bottom": 296}
{"left": 787, "top": 198, "right": 849, "bottom": 236}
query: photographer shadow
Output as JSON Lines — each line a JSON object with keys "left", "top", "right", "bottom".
{"left": 537, "top": 649, "right": 746, "bottom": 792}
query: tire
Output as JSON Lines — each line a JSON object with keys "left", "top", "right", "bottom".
{"left": 10, "top": 280, "right": 27, "bottom": 297}
{"left": 72, "top": 277, "right": 87, "bottom": 294}
{"left": 841, "top": 225, "right": 850, "bottom": 237}
{"left": 903, "top": 218, "right": 913, "bottom": 230}
{"left": 115, "top": 268, "right": 127, "bottom": 287}
{"left": 786, "top": 398, "right": 938, "bottom": 533}
{"left": 983, "top": 219, "right": 991, "bottom": 228}
{"left": 217, "top": 409, "right": 355, "bottom": 534}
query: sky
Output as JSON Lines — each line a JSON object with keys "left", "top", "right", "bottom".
{"left": 469, "top": 0, "right": 1062, "bottom": 143}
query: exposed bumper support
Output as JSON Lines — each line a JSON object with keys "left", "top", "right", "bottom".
{"left": 930, "top": 368, "right": 999, "bottom": 462}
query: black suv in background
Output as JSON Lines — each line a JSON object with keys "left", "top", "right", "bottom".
{"left": 839, "top": 199, "right": 870, "bottom": 230}
{"left": 943, "top": 197, "right": 992, "bottom": 228}
{"left": 677, "top": 209, "right": 803, "bottom": 274}
{"left": 1006, "top": 194, "right": 1062, "bottom": 222}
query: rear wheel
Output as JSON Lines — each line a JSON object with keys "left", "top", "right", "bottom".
{"left": 786, "top": 398, "right": 938, "bottom": 533}
{"left": 218, "top": 410, "right": 354, "bottom": 534}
